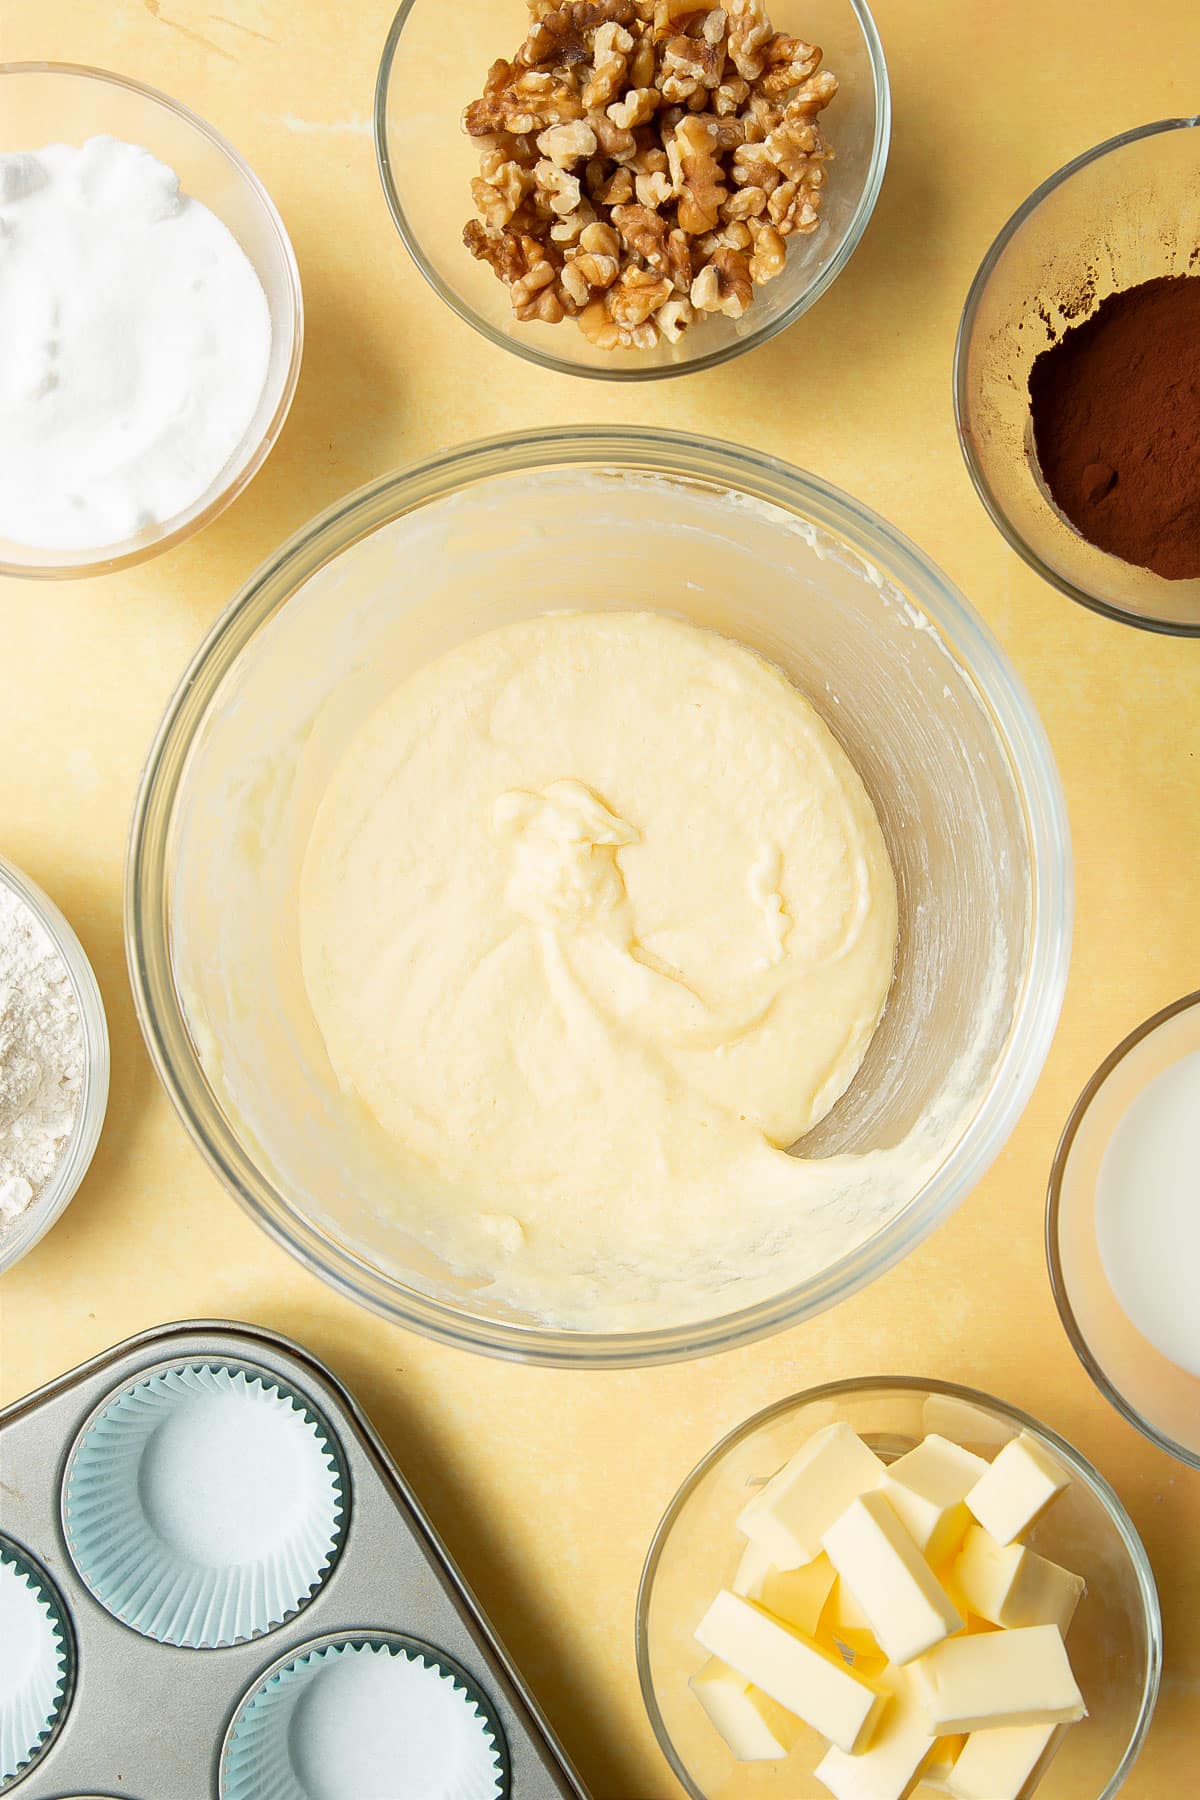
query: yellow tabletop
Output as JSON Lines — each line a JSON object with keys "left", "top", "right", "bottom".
{"left": 1, "top": 2, "right": 1197, "bottom": 1795}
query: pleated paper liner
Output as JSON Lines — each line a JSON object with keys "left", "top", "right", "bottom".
{"left": 62, "top": 1361, "right": 348, "bottom": 1649}
{"left": 221, "top": 1632, "right": 510, "bottom": 1800}
{"left": 0, "top": 1537, "right": 73, "bottom": 1788}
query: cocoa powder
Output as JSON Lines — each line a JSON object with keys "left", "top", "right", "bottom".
{"left": 1028, "top": 274, "right": 1200, "bottom": 581}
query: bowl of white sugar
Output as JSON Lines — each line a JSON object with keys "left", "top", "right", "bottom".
{"left": 0, "top": 857, "right": 108, "bottom": 1275}
{"left": 0, "top": 63, "right": 302, "bottom": 578}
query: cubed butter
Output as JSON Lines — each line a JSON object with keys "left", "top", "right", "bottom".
{"left": 695, "top": 1589, "right": 887, "bottom": 1754}
{"left": 733, "top": 1541, "right": 838, "bottom": 1637}
{"left": 823, "top": 1489, "right": 964, "bottom": 1665}
{"left": 954, "top": 1525, "right": 1085, "bottom": 1635}
{"left": 824, "top": 1573, "right": 882, "bottom": 1649}
{"left": 919, "top": 1734, "right": 966, "bottom": 1793}
{"left": 738, "top": 1423, "right": 885, "bottom": 1567}
{"left": 912, "top": 1624, "right": 1086, "bottom": 1734}
{"left": 689, "top": 1656, "right": 804, "bottom": 1761}
{"left": 945, "top": 1721, "right": 1063, "bottom": 1798}
{"left": 965, "top": 1433, "right": 1069, "bottom": 1545}
{"left": 883, "top": 1435, "right": 990, "bottom": 1566}
{"left": 731, "top": 1537, "right": 773, "bottom": 1598}
{"left": 815, "top": 1669, "right": 935, "bottom": 1800}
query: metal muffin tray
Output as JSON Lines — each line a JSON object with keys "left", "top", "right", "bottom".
{"left": 0, "top": 1319, "right": 592, "bottom": 1799}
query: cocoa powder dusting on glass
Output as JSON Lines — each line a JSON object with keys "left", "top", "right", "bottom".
{"left": 1029, "top": 274, "right": 1200, "bottom": 580}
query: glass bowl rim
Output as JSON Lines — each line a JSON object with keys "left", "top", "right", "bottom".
{"left": 0, "top": 59, "right": 304, "bottom": 581}
{"left": 372, "top": 0, "right": 892, "bottom": 382}
{"left": 635, "top": 1374, "right": 1163, "bottom": 1800}
{"left": 124, "top": 424, "right": 1071, "bottom": 1369}
{"left": 1046, "top": 988, "right": 1200, "bottom": 1471}
{"left": 953, "top": 114, "right": 1200, "bottom": 638}
{"left": 0, "top": 854, "right": 110, "bottom": 1276}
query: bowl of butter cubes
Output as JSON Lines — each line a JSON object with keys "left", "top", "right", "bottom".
{"left": 637, "top": 1377, "right": 1160, "bottom": 1800}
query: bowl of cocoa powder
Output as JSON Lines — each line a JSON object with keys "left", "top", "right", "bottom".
{"left": 955, "top": 116, "right": 1200, "bottom": 635}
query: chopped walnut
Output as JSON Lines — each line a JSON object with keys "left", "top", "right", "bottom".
{"left": 608, "top": 85, "right": 659, "bottom": 128}
{"left": 610, "top": 202, "right": 692, "bottom": 291}
{"left": 471, "top": 156, "right": 535, "bottom": 230}
{"left": 635, "top": 166, "right": 674, "bottom": 208}
{"left": 535, "top": 158, "right": 584, "bottom": 216}
{"left": 714, "top": 73, "right": 751, "bottom": 117}
{"left": 584, "top": 20, "right": 635, "bottom": 107}
{"left": 670, "top": 115, "right": 726, "bottom": 233}
{"left": 608, "top": 264, "right": 674, "bottom": 325}
{"left": 726, "top": 0, "right": 774, "bottom": 80}
{"left": 691, "top": 245, "right": 753, "bottom": 317}
{"left": 537, "top": 119, "right": 599, "bottom": 165}
{"left": 722, "top": 184, "right": 767, "bottom": 221}
{"left": 463, "top": 0, "right": 837, "bottom": 347}
{"left": 660, "top": 14, "right": 727, "bottom": 104}
{"left": 561, "top": 250, "right": 617, "bottom": 306}
{"left": 578, "top": 297, "right": 658, "bottom": 348}
{"left": 657, "top": 293, "right": 695, "bottom": 341}
{"left": 748, "top": 219, "right": 786, "bottom": 281}
{"left": 465, "top": 64, "right": 584, "bottom": 136}
{"left": 550, "top": 196, "right": 599, "bottom": 242}
{"left": 759, "top": 33, "right": 823, "bottom": 100}
{"left": 594, "top": 163, "right": 635, "bottom": 205}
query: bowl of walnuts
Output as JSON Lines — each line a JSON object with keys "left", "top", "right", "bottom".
{"left": 375, "top": 0, "right": 890, "bottom": 379}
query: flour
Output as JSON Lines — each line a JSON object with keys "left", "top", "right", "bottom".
{"left": 0, "top": 883, "right": 84, "bottom": 1230}
{"left": 0, "top": 135, "right": 272, "bottom": 553}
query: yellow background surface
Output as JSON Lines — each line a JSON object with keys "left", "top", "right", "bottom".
{"left": 1, "top": 2, "right": 1198, "bottom": 1794}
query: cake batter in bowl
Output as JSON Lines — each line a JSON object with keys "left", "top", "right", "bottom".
{"left": 126, "top": 428, "right": 1071, "bottom": 1365}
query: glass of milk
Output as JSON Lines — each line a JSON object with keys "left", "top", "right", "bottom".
{"left": 1049, "top": 990, "right": 1200, "bottom": 1469}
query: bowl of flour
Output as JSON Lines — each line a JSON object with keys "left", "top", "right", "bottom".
{"left": 0, "top": 857, "right": 108, "bottom": 1276}
{"left": 0, "top": 64, "right": 302, "bottom": 578}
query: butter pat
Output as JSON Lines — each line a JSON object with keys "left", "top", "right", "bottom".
{"left": 954, "top": 1526, "right": 1085, "bottom": 1635}
{"left": 920, "top": 1734, "right": 966, "bottom": 1793}
{"left": 965, "top": 1433, "right": 1069, "bottom": 1545}
{"left": 824, "top": 1573, "right": 881, "bottom": 1650}
{"left": 689, "top": 1656, "right": 804, "bottom": 1760}
{"left": 823, "top": 1490, "right": 963, "bottom": 1665}
{"left": 738, "top": 1423, "right": 885, "bottom": 1567}
{"left": 945, "top": 1721, "right": 1062, "bottom": 1798}
{"left": 815, "top": 1670, "right": 934, "bottom": 1800}
{"left": 733, "top": 1540, "right": 838, "bottom": 1637}
{"left": 883, "top": 1435, "right": 989, "bottom": 1566}
{"left": 912, "top": 1624, "right": 1086, "bottom": 1734}
{"left": 695, "top": 1589, "right": 886, "bottom": 1754}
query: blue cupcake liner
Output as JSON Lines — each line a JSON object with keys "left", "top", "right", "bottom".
{"left": 221, "top": 1633, "right": 509, "bottom": 1800}
{"left": 62, "top": 1361, "right": 348, "bottom": 1648}
{"left": 0, "top": 1537, "right": 72, "bottom": 1787}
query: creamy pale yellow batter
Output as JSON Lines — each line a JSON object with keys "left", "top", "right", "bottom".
{"left": 299, "top": 612, "right": 898, "bottom": 1325}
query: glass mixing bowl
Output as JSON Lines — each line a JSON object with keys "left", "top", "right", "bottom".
{"left": 126, "top": 428, "right": 1070, "bottom": 1367}
{"left": 0, "top": 63, "right": 303, "bottom": 580}
{"left": 374, "top": 0, "right": 889, "bottom": 379}
{"left": 955, "top": 117, "right": 1200, "bottom": 635}
{"left": 637, "top": 1379, "right": 1161, "bottom": 1800}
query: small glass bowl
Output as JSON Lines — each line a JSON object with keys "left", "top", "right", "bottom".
{"left": 637, "top": 1379, "right": 1161, "bottom": 1800}
{"left": 0, "top": 857, "right": 109, "bottom": 1275}
{"left": 0, "top": 63, "right": 303, "bottom": 579}
{"left": 954, "top": 117, "right": 1200, "bottom": 635}
{"left": 1048, "top": 992, "right": 1200, "bottom": 1470}
{"left": 374, "top": 0, "right": 889, "bottom": 380}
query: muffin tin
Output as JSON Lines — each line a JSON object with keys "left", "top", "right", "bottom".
{"left": 0, "top": 1320, "right": 590, "bottom": 1799}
